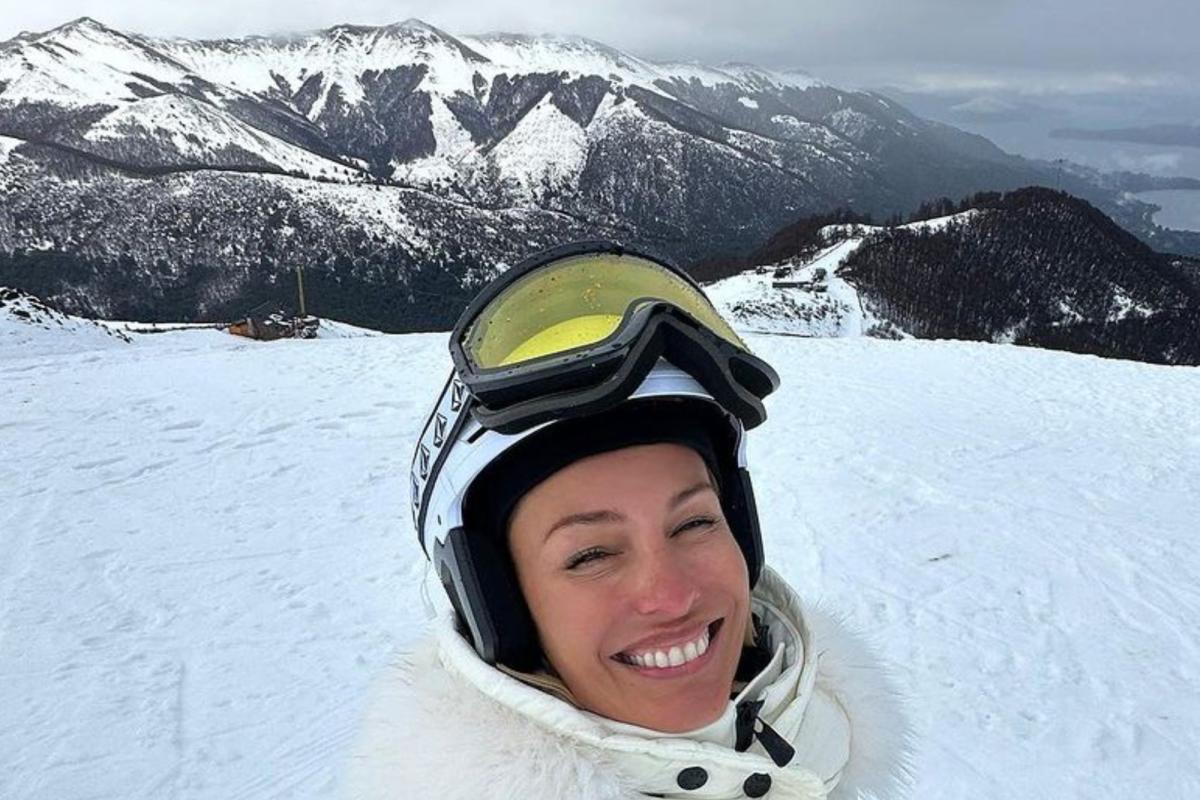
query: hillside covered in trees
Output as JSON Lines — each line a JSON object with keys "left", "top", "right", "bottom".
{"left": 708, "top": 188, "right": 1200, "bottom": 365}
{"left": 836, "top": 188, "right": 1200, "bottom": 364}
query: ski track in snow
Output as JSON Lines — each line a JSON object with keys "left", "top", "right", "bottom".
{"left": 2, "top": 330, "right": 1199, "bottom": 798}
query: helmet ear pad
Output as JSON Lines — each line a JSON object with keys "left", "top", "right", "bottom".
{"left": 725, "top": 467, "right": 764, "bottom": 589}
{"left": 433, "top": 527, "right": 541, "bottom": 672}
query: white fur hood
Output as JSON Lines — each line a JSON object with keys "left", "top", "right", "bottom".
{"left": 342, "top": 568, "right": 912, "bottom": 799}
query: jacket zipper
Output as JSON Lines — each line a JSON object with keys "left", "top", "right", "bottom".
{"left": 734, "top": 699, "right": 796, "bottom": 767}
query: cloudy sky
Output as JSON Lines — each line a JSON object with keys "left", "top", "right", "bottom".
{"left": 3, "top": 0, "right": 1197, "bottom": 95}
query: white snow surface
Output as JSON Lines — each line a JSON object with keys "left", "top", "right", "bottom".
{"left": 708, "top": 239, "right": 893, "bottom": 338}
{"left": 214, "top": 173, "right": 429, "bottom": 250}
{"left": 707, "top": 224, "right": 934, "bottom": 339}
{"left": 144, "top": 21, "right": 821, "bottom": 112}
{"left": 2, "top": 327, "right": 1199, "bottom": 799}
{"left": 758, "top": 209, "right": 1153, "bottom": 337}
{"left": 0, "top": 135, "right": 24, "bottom": 163}
{"left": 461, "top": 31, "right": 658, "bottom": 85}
{"left": 654, "top": 61, "right": 821, "bottom": 92}
{"left": 457, "top": 35, "right": 821, "bottom": 94}
{"left": 826, "top": 107, "right": 877, "bottom": 140}
{"left": 490, "top": 96, "right": 588, "bottom": 200}
{"left": 151, "top": 20, "right": 487, "bottom": 106}
{"left": 84, "top": 94, "right": 356, "bottom": 177}
{"left": 1108, "top": 286, "right": 1156, "bottom": 323}
{"left": 0, "top": 288, "right": 132, "bottom": 357}
{"left": 391, "top": 95, "right": 483, "bottom": 186}
{"left": 0, "top": 18, "right": 200, "bottom": 107}
{"left": 425, "top": 95, "right": 477, "bottom": 161}
{"left": 898, "top": 209, "right": 981, "bottom": 233}
{"left": 821, "top": 210, "right": 982, "bottom": 242}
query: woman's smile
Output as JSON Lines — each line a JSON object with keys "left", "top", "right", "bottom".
{"left": 613, "top": 618, "right": 723, "bottom": 677}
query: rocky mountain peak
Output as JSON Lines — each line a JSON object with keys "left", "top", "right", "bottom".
{"left": 388, "top": 18, "right": 445, "bottom": 35}
{"left": 37, "top": 15, "right": 143, "bottom": 51}
{"left": 51, "top": 16, "right": 111, "bottom": 35}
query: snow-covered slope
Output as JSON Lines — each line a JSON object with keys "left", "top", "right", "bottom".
{"left": 490, "top": 95, "right": 588, "bottom": 199}
{"left": 0, "top": 286, "right": 131, "bottom": 357}
{"left": 0, "top": 17, "right": 201, "bottom": 107}
{"left": 0, "top": 285, "right": 377, "bottom": 359}
{"left": 157, "top": 19, "right": 489, "bottom": 107}
{"left": 706, "top": 213, "right": 979, "bottom": 337}
{"left": 1, "top": 327, "right": 1198, "bottom": 799}
{"left": 0, "top": 134, "right": 22, "bottom": 162}
{"left": 458, "top": 33, "right": 822, "bottom": 94}
{"left": 708, "top": 238, "right": 885, "bottom": 337}
{"left": 0, "top": 17, "right": 362, "bottom": 177}
{"left": 808, "top": 190, "right": 1200, "bottom": 364}
{"left": 154, "top": 22, "right": 822, "bottom": 110}
{"left": 83, "top": 93, "right": 358, "bottom": 176}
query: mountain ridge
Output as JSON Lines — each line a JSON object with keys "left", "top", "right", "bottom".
{"left": 707, "top": 187, "right": 1200, "bottom": 365}
{"left": 1, "top": 16, "right": 1191, "bottom": 331}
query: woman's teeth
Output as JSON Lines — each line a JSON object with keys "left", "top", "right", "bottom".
{"left": 621, "top": 627, "right": 710, "bottom": 669}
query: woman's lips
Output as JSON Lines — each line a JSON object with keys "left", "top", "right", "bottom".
{"left": 612, "top": 619, "right": 724, "bottom": 677}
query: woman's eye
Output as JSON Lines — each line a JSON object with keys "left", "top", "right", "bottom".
{"left": 674, "top": 516, "right": 718, "bottom": 535}
{"left": 565, "top": 547, "right": 610, "bottom": 570}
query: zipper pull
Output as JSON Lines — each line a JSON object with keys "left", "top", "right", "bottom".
{"left": 734, "top": 700, "right": 795, "bottom": 767}
{"left": 752, "top": 717, "right": 795, "bottom": 767}
{"left": 735, "top": 699, "right": 762, "bottom": 752}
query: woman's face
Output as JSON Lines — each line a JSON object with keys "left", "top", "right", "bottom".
{"left": 507, "top": 443, "right": 750, "bottom": 733}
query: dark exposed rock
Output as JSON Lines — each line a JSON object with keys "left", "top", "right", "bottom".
{"left": 481, "top": 72, "right": 562, "bottom": 145}
{"left": 124, "top": 81, "right": 162, "bottom": 100}
{"left": 551, "top": 75, "right": 610, "bottom": 127}
{"left": 443, "top": 91, "right": 494, "bottom": 145}
{"left": 293, "top": 72, "right": 324, "bottom": 117}
{"left": 313, "top": 66, "right": 435, "bottom": 175}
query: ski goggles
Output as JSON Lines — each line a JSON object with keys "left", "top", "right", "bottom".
{"left": 449, "top": 242, "right": 780, "bottom": 434}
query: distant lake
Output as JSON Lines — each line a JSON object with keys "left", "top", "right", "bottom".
{"left": 1136, "top": 190, "right": 1200, "bottom": 232}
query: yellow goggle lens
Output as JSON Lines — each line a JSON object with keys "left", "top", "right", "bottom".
{"left": 465, "top": 253, "right": 744, "bottom": 370}
{"left": 497, "top": 314, "right": 624, "bottom": 367}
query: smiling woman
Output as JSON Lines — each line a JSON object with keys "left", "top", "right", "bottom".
{"left": 507, "top": 441, "right": 750, "bottom": 733}
{"left": 343, "top": 242, "right": 913, "bottom": 800}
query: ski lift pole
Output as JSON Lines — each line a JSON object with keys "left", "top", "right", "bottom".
{"left": 295, "top": 264, "right": 307, "bottom": 317}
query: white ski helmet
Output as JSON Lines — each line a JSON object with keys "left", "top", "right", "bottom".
{"left": 410, "top": 242, "right": 779, "bottom": 669}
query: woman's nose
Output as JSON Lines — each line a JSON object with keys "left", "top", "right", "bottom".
{"left": 629, "top": 545, "right": 700, "bottom": 618}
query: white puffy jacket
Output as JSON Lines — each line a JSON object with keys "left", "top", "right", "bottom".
{"left": 343, "top": 568, "right": 912, "bottom": 799}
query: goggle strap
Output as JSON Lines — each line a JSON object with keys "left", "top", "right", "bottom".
{"left": 414, "top": 372, "right": 475, "bottom": 554}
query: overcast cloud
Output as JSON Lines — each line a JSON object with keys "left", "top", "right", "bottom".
{"left": 3, "top": 0, "right": 1197, "bottom": 95}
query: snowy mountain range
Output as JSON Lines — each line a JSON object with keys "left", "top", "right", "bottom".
{"left": 0, "top": 16, "right": 1129, "bottom": 330}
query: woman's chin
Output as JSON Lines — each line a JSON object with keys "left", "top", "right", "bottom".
{"left": 630, "top": 695, "right": 728, "bottom": 733}
{"left": 570, "top": 616, "right": 743, "bottom": 732}
{"left": 592, "top": 639, "right": 738, "bottom": 731}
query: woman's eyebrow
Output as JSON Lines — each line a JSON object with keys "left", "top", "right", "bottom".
{"left": 542, "top": 481, "right": 715, "bottom": 542}
{"left": 669, "top": 480, "right": 716, "bottom": 509}
{"left": 543, "top": 509, "right": 624, "bottom": 542}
